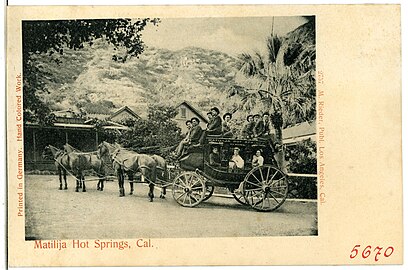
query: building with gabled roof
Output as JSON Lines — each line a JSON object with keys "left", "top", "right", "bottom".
{"left": 24, "top": 106, "right": 139, "bottom": 171}
{"left": 108, "top": 106, "right": 140, "bottom": 123}
{"left": 174, "top": 101, "right": 208, "bottom": 133}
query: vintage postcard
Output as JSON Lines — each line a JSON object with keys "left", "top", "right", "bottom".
{"left": 6, "top": 4, "right": 402, "bottom": 267}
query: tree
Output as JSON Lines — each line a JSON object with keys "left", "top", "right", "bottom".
{"left": 22, "top": 18, "right": 159, "bottom": 124}
{"left": 234, "top": 18, "right": 316, "bottom": 168}
{"left": 118, "top": 104, "right": 182, "bottom": 155}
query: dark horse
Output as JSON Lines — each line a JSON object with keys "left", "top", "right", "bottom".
{"left": 42, "top": 145, "right": 68, "bottom": 190}
{"left": 98, "top": 141, "right": 157, "bottom": 201}
{"left": 63, "top": 144, "right": 106, "bottom": 191}
{"left": 42, "top": 145, "right": 87, "bottom": 192}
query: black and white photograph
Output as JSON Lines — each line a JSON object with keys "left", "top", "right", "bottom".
{"left": 22, "top": 16, "right": 317, "bottom": 240}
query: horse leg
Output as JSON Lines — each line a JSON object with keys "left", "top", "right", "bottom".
{"left": 148, "top": 183, "right": 155, "bottom": 202}
{"left": 98, "top": 174, "right": 104, "bottom": 191}
{"left": 160, "top": 187, "right": 167, "bottom": 199}
{"left": 82, "top": 174, "right": 86, "bottom": 192}
{"left": 118, "top": 169, "right": 125, "bottom": 197}
{"left": 63, "top": 170, "right": 68, "bottom": 190}
{"left": 99, "top": 168, "right": 105, "bottom": 191}
{"left": 58, "top": 168, "right": 63, "bottom": 190}
{"left": 75, "top": 174, "right": 79, "bottom": 192}
{"left": 129, "top": 174, "right": 134, "bottom": 195}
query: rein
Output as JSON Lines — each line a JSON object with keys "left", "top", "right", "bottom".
{"left": 52, "top": 155, "right": 111, "bottom": 182}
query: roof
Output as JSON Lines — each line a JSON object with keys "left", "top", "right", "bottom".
{"left": 25, "top": 122, "right": 130, "bottom": 131}
{"left": 86, "top": 113, "right": 110, "bottom": 120}
{"left": 282, "top": 120, "right": 316, "bottom": 140}
{"left": 108, "top": 106, "right": 140, "bottom": 120}
{"left": 176, "top": 101, "right": 208, "bottom": 123}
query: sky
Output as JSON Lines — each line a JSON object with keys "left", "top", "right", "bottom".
{"left": 142, "top": 16, "right": 308, "bottom": 57}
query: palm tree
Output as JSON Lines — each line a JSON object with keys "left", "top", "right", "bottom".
{"left": 234, "top": 19, "right": 316, "bottom": 168}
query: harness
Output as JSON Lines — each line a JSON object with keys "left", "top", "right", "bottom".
{"left": 53, "top": 148, "right": 112, "bottom": 183}
{"left": 109, "top": 148, "right": 155, "bottom": 184}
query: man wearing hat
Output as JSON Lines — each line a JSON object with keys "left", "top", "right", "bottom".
{"left": 222, "top": 112, "right": 233, "bottom": 137}
{"left": 254, "top": 112, "right": 271, "bottom": 139}
{"left": 252, "top": 114, "right": 261, "bottom": 135}
{"left": 175, "top": 117, "right": 202, "bottom": 157}
{"left": 189, "top": 117, "right": 203, "bottom": 144}
{"left": 199, "top": 107, "right": 222, "bottom": 144}
{"left": 229, "top": 147, "right": 244, "bottom": 171}
{"left": 206, "top": 111, "right": 213, "bottom": 125}
{"left": 241, "top": 114, "right": 255, "bottom": 139}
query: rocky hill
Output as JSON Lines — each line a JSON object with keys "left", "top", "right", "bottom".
{"left": 34, "top": 18, "right": 315, "bottom": 125}
{"left": 36, "top": 40, "right": 241, "bottom": 118}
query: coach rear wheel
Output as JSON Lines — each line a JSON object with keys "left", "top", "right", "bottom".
{"left": 202, "top": 184, "right": 214, "bottom": 202}
{"left": 172, "top": 172, "right": 206, "bottom": 207}
{"left": 231, "top": 189, "right": 248, "bottom": 205}
{"left": 243, "top": 165, "right": 288, "bottom": 212}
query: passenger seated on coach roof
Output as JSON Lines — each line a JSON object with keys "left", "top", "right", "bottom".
{"left": 206, "top": 111, "right": 213, "bottom": 126}
{"left": 175, "top": 117, "right": 202, "bottom": 158}
{"left": 241, "top": 114, "right": 255, "bottom": 139}
{"left": 222, "top": 112, "right": 234, "bottom": 138}
{"left": 253, "top": 112, "right": 271, "bottom": 139}
{"left": 251, "top": 114, "right": 260, "bottom": 136}
{"left": 174, "top": 120, "right": 192, "bottom": 156}
{"left": 184, "top": 120, "right": 192, "bottom": 137}
{"left": 199, "top": 107, "right": 222, "bottom": 144}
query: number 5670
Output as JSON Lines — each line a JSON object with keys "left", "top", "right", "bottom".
{"left": 350, "top": 245, "right": 394, "bottom": 261}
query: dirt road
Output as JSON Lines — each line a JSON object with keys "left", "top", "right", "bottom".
{"left": 25, "top": 174, "right": 317, "bottom": 239}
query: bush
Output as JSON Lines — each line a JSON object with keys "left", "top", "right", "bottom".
{"left": 99, "top": 104, "right": 183, "bottom": 156}
{"left": 285, "top": 139, "right": 316, "bottom": 174}
{"left": 285, "top": 139, "right": 317, "bottom": 199}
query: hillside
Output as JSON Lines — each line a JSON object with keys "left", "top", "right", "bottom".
{"left": 33, "top": 18, "right": 315, "bottom": 127}
{"left": 36, "top": 40, "right": 241, "bottom": 118}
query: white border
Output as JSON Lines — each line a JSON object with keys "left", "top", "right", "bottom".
{"left": 2, "top": 1, "right": 406, "bottom": 270}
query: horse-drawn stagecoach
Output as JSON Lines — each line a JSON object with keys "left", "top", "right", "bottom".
{"left": 43, "top": 135, "right": 288, "bottom": 212}
{"left": 171, "top": 136, "right": 289, "bottom": 212}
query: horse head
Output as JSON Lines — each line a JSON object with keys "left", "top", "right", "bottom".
{"left": 97, "top": 141, "right": 115, "bottom": 159}
{"left": 42, "top": 145, "right": 62, "bottom": 160}
{"left": 63, "top": 143, "right": 77, "bottom": 153}
{"left": 42, "top": 145, "right": 52, "bottom": 160}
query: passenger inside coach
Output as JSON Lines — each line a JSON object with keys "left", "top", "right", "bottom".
{"left": 228, "top": 147, "right": 244, "bottom": 172}
{"left": 252, "top": 149, "right": 264, "bottom": 167}
{"left": 209, "top": 147, "right": 221, "bottom": 167}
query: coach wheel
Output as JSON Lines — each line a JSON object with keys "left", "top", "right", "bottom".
{"left": 243, "top": 165, "right": 288, "bottom": 212}
{"left": 202, "top": 184, "right": 214, "bottom": 202}
{"left": 172, "top": 171, "right": 205, "bottom": 207}
{"left": 231, "top": 189, "right": 248, "bottom": 205}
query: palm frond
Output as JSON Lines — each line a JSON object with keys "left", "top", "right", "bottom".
{"left": 267, "top": 35, "right": 281, "bottom": 64}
